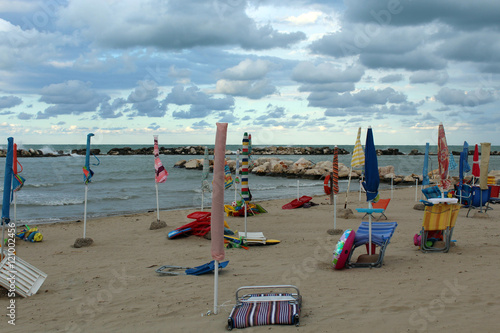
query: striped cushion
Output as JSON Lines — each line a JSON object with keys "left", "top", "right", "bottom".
{"left": 229, "top": 294, "right": 300, "bottom": 328}
{"left": 353, "top": 222, "right": 398, "bottom": 247}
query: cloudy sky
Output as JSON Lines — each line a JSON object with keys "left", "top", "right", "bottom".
{"left": 1, "top": 0, "right": 499, "bottom": 146}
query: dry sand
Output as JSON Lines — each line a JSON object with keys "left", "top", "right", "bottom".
{"left": 1, "top": 186, "right": 499, "bottom": 333}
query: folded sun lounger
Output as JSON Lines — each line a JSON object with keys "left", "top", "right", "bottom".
{"left": 155, "top": 260, "right": 229, "bottom": 276}
{"left": 346, "top": 221, "right": 398, "bottom": 268}
{"left": 227, "top": 285, "right": 301, "bottom": 330}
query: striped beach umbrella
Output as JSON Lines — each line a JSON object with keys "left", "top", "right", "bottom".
{"left": 153, "top": 135, "right": 168, "bottom": 222}
{"left": 332, "top": 146, "right": 339, "bottom": 195}
{"left": 437, "top": 123, "right": 451, "bottom": 191}
{"left": 351, "top": 127, "right": 365, "bottom": 168}
{"left": 241, "top": 132, "right": 250, "bottom": 202}
{"left": 344, "top": 127, "right": 365, "bottom": 209}
{"left": 333, "top": 146, "right": 339, "bottom": 230}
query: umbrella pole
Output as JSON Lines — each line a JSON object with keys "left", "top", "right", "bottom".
{"left": 83, "top": 184, "right": 88, "bottom": 238}
{"left": 155, "top": 182, "right": 160, "bottom": 222}
{"left": 415, "top": 178, "right": 418, "bottom": 201}
{"left": 391, "top": 177, "right": 393, "bottom": 199}
{"left": 368, "top": 201, "right": 372, "bottom": 256}
{"left": 344, "top": 167, "right": 353, "bottom": 209}
{"left": 201, "top": 191, "right": 204, "bottom": 211}
{"left": 334, "top": 194, "right": 337, "bottom": 230}
{"left": 13, "top": 192, "right": 17, "bottom": 236}
{"left": 297, "top": 180, "right": 299, "bottom": 200}
{"left": 244, "top": 201, "right": 248, "bottom": 239}
{"left": 214, "top": 259, "right": 219, "bottom": 315}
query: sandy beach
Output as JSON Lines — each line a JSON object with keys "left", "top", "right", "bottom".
{"left": 1, "top": 185, "right": 499, "bottom": 333}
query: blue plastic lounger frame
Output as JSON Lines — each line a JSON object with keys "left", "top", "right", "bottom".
{"left": 155, "top": 260, "right": 229, "bottom": 276}
{"left": 346, "top": 221, "right": 398, "bottom": 268}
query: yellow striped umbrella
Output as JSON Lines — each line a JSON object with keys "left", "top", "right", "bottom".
{"left": 351, "top": 127, "right": 365, "bottom": 168}
{"left": 344, "top": 127, "right": 364, "bottom": 209}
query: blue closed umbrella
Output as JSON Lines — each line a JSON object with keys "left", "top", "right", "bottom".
{"left": 422, "top": 143, "right": 430, "bottom": 186}
{"left": 462, "top": 141, "right": 471, "bottom": 174}
{"left": 1, "top": 137, "right": 14, "bottom": 259}
{"left": 361, "top": 127, "right": 379, "bottom": 255}
{"left": 362, "top": 126, "right": 379, "bottom": 203}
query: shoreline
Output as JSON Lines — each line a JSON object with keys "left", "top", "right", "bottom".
{"left": 1, "top": 186, "right": 499, "bottom": 332}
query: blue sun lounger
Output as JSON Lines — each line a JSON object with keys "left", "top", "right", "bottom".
{"left": 155, "top": 260, "right": 229, "bottom": 276}
{"left": 346, "top": 221, "right": 398, "bottom": 268}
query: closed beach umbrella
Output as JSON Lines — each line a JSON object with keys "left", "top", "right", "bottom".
{"left": 363, "top": 127, "right": 379, "bottom": 203}
{"left": 448, "top": 153, "right": 457, "bottom": 171}
{"left": 472, "top": 144, "right": 480, "bottom": 183}
{"left": 462, "top": 141, "right": 471, "bottom": 174}
{"left": 241, "top": 132, "right": 250, "bottom": 236}
{"left": 153, "top": 135, "right": 168, "bottom": 222}
{"left": 422, "top": 143, "right": 430, "bottom": 186}
{"left": 234, "top": 149, "right": 240, "bottom": 203}
{"left": 362, "top": 127, "right": 379, "bottom": 255}
{"left": 12, "top": 143, "right": 25, "bottom": 235}
{"left": 437, "top": 123, "right": 451, "bottom": 191}
{"left": 82, "top": 133, "right": 100, "bottom": 239}
{"left": 458, "top": 150, "right": 466, "bottom": 203}
{"left": 479, "top": 143, "right": 491, "bottom": 191}
{"left": 344, "top": 127, "right": 365, "bottom": 209}
{"left": 211, "top": 123, "right": 227, "bottom": 315}
{"left": 1, "top": 137, "right": 14, "bottom": 259}
{"left": 332, "top": 146, "right": 339, "bottom": 229}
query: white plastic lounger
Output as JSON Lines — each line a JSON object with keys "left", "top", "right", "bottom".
{"left": 0, "top": 255, "right": 47, "bottom": 297}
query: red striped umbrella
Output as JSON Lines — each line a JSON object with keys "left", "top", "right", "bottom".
{"left": 333, "top": 146, "right": 339, "bottom": 195}
{"left": 437, "top": 123, "right": 451, "bottom": 191}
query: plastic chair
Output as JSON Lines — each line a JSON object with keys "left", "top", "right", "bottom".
{"left": 358, "top": 198, "right": 390, "bottom": 220}
{"left": 346, "top": 221, "right": 398, "bottom": 268}
{"left": 420, "top": 203, "right": 460, "bottom": 252}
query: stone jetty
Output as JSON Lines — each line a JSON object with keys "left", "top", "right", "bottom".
{"left": 173, "top": 156, "right": 469, "bottom": 184}
{"left": 2, "top": 145, "right": 499, "bottom": 158}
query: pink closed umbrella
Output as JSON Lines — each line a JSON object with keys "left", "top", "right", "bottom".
{"left": 211, "top": 123, "right": 227, "bottom": 315}
{"left": 437, "top": 123, "right": 451, "bottom": 191}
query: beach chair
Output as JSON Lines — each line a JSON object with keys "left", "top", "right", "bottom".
{"left": 346, "top": 221, "right": 398, "bottom": 268}
{"left": 420, "top": 203, "right": 460, "bottom": 252}
{"left": 455, "top": 184, "right": 472, "bottom": 206}
{"left": 227, "top": 285, "right": 301, "bottom": 330}
{"left": 0, "top": 255, "right": 47, "bottom": 297}
{"left": 358, "top": 198, "right": 390, "bottom": 220}
{"left": 465, "top": 186, "right": 492, "bottom": 217}
{"left": 420, "top": 186, "right": 442, "bottom": 206}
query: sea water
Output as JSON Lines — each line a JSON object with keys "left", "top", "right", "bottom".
{"left": 0, "top": 144, "right": 499, "bottom": 225}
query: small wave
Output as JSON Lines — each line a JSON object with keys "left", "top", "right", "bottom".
{"left": 39, "top": 146, "right": 65, "bottom": 155}
{"left": 18, "top": 198, "right": 83, "bottom": 206}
